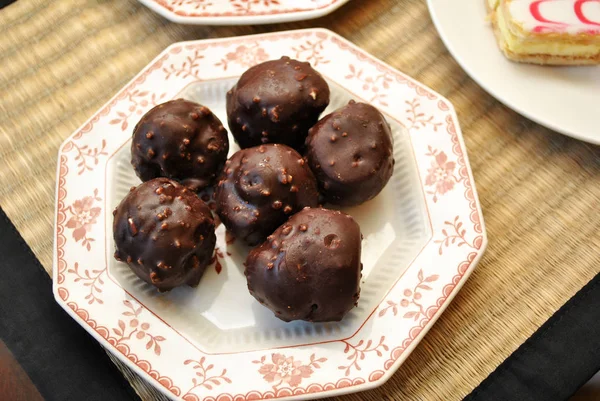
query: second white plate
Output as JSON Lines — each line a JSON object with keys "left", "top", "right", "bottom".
{"left": 428, "top": 0, "right": 600, "bottom": 145}
{"left": 138, "top": 0, "right": 350, "bottom": 25}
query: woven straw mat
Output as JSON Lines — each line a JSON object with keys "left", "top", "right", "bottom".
{"left": 1, "top": 0, "right": 599, "bottom": 400}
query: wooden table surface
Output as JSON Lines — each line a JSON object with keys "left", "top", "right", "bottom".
{"left": 1, "top": 0, "right": 599, "bottom": 400}
{"left": 0, "top": 340, "right": 44, "bottom": 401}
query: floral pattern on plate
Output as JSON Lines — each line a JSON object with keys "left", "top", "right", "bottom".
{"left": 139, "top": 0, "right": 351, "bottom": 25}
{"left": 53, "top": 29, "right": 487, "bottom": 401}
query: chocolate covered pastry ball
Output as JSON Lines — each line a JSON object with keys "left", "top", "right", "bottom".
{"left": 226, "top": 56, "right": 330, "bottom": 151}
{"left": 305, "top": 100, "right": 394, "bottom": 206}
{"left": 215, "top": 144, "right": 319, "bottom": 246}
{"left": 113, "top": 178, "right": 216, "bottom": 292}
{"left": 245, "top": 207, "right": 362, "bottom": 322}
{"left": 131, "top": 99, "right": 229, "bottom": 191}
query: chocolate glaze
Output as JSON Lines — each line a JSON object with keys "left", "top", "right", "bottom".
{"left": 215, "top": 144, "right": 319, "bottom": 246}
{"left": 305, "top": 100, "right": 394, "bottom": 206}
{"left": 131, "top": 99, "right": 229, "bottom": 191}
{"left": 226, "top": 56, "right": 330, "bottom": 151}
{"left": 245, "top": 207, "right": 362, "bottom": 322}
{"left": 113, "top": 178, "right": 216, "bottom": 292}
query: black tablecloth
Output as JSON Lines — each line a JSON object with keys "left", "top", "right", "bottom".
{"left": 0, "top": 0, "right": 16, "bottom": 9}
{"left": 465, "top": 272, "right": 600, "bottom": 401}
{"left": 0, "top": 208, "right": 141, "bottom": 401}
{"left": 0, "top": 205, "right": 598, "bottom": 401}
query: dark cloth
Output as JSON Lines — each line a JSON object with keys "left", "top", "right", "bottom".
{"left": 0, "top": 0, "right": 17, "bottom": 9}
{"left": 1, "top": 200, "right": 599, "bottom": 401}
{"left": 0, "top": 207, "right": 140, "bottom": 401}
{"left": 465, "top": 272, "right": 600, "bottom": 401}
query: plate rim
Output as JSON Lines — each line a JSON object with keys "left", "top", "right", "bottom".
{"left": 426, "top": 0, "right": 600, "bottom": 146}
{"left": 137, "top": 0, "right": 351, "bottom": 25}
{"left": 52, "top": 27, "right": 488, "bottom": 401}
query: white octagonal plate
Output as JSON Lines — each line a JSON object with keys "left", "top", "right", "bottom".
{"left": 53, "top": 28, "right": 487, "bottom": 401}
{"left": 137, "top": 0, "right": 351, "bottom": 25}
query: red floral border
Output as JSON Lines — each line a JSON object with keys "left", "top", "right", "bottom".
{"left": 56, "top": 155, "right": 69, "bottom": 284}
{"left": 65, "top": 298, "right": 182, "bottom": 396}
{"left": 64, "top": 54, "right": 169, "bottom": 146}
{"left": 149, "top": 0, "right": 343, "bottom": 18}
{"left": 378, "top": 252, "right": 478, "bottom": 375}
{"left": 182, "top": 378, "right": 367, "bottom": 401}
{"left": 446, "top": 115, "right": 482, "bottom": 234}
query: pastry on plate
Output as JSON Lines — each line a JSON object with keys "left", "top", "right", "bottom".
{"left": 488, "top": 0, "right": 600, "bottom": 65}
{"left": 113, "top": 178, "right": 216, "bottom": 292}
{"left": 226, "top": 56, "right": 330, "bottom": 151}
{"left": 245, "top": 207, "right": 362, "bottom": 322}
{"left": 131, "top": 99, "right": 229, "bottom": 191}
{"left": 305, "top": 100, "right": 394, "bottom": 206}
{"left": 215, "top": 144, "right": 319, "bottom": 246}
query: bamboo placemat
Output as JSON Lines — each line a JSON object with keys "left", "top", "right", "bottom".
{"left": 1, "top": 0, "right": 599, "bottom": 400}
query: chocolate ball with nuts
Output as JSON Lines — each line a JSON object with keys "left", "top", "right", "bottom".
{"left": 226, "top": 56, "right": 330, "bottom": 151}
{"left": 215, "top": 144, "right": 319, "bottom": 246}
{"left": 245, "top": 207, "right": 362, "bottom": 322}
{"left": 305, "top": 100, "right": 394, "bottom": 206}
{"left": 113, "top": 178, "right": 216, "bottom": 292}
{"left": 131, "top": 99, "right": 229, "bottom": 191}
